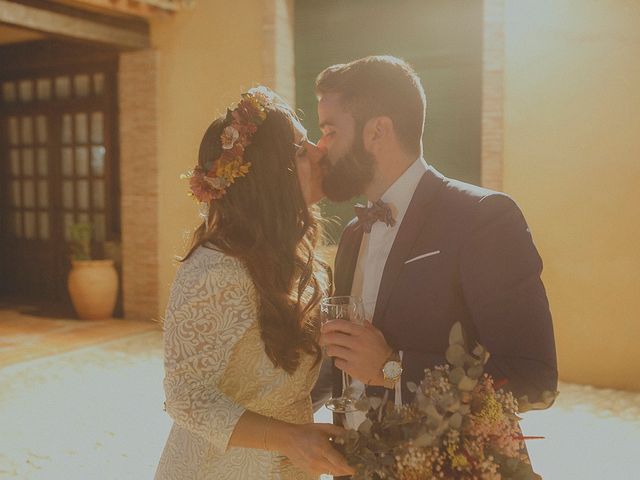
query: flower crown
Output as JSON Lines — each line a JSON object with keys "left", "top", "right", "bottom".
{"left": 182, "top": 88, "right": 273, "bottom": 203}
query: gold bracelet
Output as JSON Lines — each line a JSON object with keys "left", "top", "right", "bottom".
{"left": 263, "top": 416, "right": 272, "bottom": 450}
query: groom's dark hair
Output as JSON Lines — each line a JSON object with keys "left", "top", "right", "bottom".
{"left": 315, "top": 55, "right": 426, "bottom": 157}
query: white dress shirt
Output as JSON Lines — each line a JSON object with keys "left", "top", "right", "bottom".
{"left": 346, "top": 157, "right": 428, "bottom": 428}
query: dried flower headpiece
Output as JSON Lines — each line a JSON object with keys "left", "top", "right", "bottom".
{"left": 181, "top": 87, "right": 273, "bottom": 204}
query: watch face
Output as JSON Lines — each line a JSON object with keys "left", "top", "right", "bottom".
{"left": 383, "top": 361, "right": 402, "bottom": 379}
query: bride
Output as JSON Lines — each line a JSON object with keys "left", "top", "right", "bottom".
{"left": 154, "top": 87, "right": 354, "bottom": 479}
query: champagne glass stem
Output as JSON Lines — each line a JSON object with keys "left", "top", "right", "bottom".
{"left": 342, "top": 370, "right": 349, "bottom": 398}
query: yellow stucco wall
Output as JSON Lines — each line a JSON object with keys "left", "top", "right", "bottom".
{"left": 147, "top": 1, "right": 640, "bottom": 391}
{"left": 150, "top": 1, "right": 265, "bottom": 314}
{"left": 503, "top": 1, "right": 640, "bottom": 390}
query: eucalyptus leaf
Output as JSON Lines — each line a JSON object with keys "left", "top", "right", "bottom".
{"left": 424, "top": 404, "right": 441, "bottom": 420}
{"left": 458, "top": 375, "right": 478, "bottom": 391}
{"left": 517, "top": 390, "right": 558, "bottom": 412}
{"left": 413, "top": 432, "right": 435, "bottom": 447}
{"left": 464, "top": 353, "right": 481, "bottom": 368}
{"left": 446, "top": 344, "right": 466, "bottom": 366}
{"left": 449, "top": 366, "right": 465, "bottom": 384}
{"left": 449, "top": 412, "right": 463, "bottom": 429}
{"left": 358, "top": 419, "right": 373, "bottom": 434}
{"left": 437, "top": 391, "right": 459, "bottom": 413}
{"left": 467, "top": 365, "right": 484, "bottom": 379}
{"left": 424, "top": 409, "right": 443, "bottom": 429}
{"left": 445, "top": 398, "right": 461, "bottom": 413}
{"left": 448, "top": 321, "right": 464, "bottom": 346}
{"left": 483, "top": 350, "right": 491, "bottom": 364}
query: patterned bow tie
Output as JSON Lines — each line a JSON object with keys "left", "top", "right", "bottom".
{"left": 354, "top": 200, "right": 396, "bottom": 233}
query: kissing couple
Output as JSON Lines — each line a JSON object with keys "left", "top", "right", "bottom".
{"left": 155, "top": 55, "right": 557, "bottom": 479}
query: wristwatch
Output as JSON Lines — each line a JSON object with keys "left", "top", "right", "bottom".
{"left": 382, "top": 350, "right": 403, "bottom": 389}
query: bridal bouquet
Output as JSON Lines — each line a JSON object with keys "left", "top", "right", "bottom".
{"left": 335, "top": 323, "right": 556, "bottom": 480}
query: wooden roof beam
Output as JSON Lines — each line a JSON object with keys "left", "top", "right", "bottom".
{"left": 52, "top": 0, "right": 178, "bottom": 19}
{"left": 0, "top": 0, "right": 150, "bottom": 50}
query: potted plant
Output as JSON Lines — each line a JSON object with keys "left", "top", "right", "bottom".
{"left": 67, "top": 222, "right": 118, "bottom": 320}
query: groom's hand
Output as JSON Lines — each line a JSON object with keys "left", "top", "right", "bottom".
{"left": 319, "top": 320, "right": 393, "bottom": 386}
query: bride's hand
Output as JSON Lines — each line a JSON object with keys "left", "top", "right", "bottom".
{"left": 295, "top": 140, "right": 328, "bottom": 206}
{"left": 275, "top": 422, "right": 355, "bottom": 477}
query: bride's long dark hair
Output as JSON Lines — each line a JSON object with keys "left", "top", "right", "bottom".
{"left": 181, "top": 92, "right": 329, "bottom": 374}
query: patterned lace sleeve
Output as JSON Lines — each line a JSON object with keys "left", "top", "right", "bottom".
{"left": 162, "top": 249, "right": 256, "bottom": 454}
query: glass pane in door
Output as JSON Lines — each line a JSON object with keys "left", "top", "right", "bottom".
{"left": 36, "top": 78, "right": 51, "bottom": 101}
{"left": 23, "top": 149, "right": 34, "bottom": 176}
{"left": 21, "top": 116, "right": 33, "bottom": 144}
{"left": 37, "top": 148, "right": 48, "bottom": 176}
{"left": 74, "top": 75, "right": 90, "bottom": 97}
{"left": 2, "top": 82, "right": 16, "bottom": 102}
{"left": 36, "top": 115, "right": 47, "bottom": 143}
{"left": 75, "top": 147, "right": 89, "bottom": 176}
{"left": 24, "top": 211, "right": 36, "bottom": 239}
{"left": 38, "top": 180, "right": 49, "bottom": 208}
{"left": 91, "top": 112, "right": 104, "bottom": 143}
{"left": 8, "top": 117, "right": 19, "bottom": 145}
{"left": 10, "top": 149, "right": 20, "bottom": 176}
{"left": 55, "top": 76, "right": 71, "bottom": 99}
{"left": 18, "top": 80, "right": 33, "bottom": 103}
{"left": 75, "top": 113, "right": 88, "bottom": 144}
{"left": 91, "top": 146, "right": 105, "bottom": 175}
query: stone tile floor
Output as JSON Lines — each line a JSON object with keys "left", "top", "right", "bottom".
{"left": 0, "top": 308, "right": 157, "bottom": 367}
{"left": 1, "top": 324, "right": 639, "bottom": 479}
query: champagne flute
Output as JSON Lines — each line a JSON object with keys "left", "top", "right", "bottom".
{"left": 320, "top": 295, "right": 365, "bottom": 413}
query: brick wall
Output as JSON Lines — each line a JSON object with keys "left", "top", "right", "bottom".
{"left": 262, "top": 0, "right": 295, "bottom": 106}
{"left": 118, "top": 50, "right": 159, "bottom": 321}
{"left": 482, "top": 0, "right": 504, "bottom": 191}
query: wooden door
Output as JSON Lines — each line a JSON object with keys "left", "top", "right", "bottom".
{"left": 0, "top": 62, "right": 120, "bottom": 308}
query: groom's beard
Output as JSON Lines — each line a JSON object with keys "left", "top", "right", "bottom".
{"left": 321, "top": 140, "right": 375, "bottom": 202}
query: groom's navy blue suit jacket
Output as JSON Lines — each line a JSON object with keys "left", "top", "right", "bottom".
{"left": 317, "top": 166, "right": 558, "bottom": 408}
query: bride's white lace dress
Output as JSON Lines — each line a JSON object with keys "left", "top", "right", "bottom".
{"left": 155, "top": 246, "right": 320, "bottom": 480}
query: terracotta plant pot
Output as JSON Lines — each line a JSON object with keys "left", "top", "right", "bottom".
{"left": 67, "top": 259, "right": 118, "bottom": 320}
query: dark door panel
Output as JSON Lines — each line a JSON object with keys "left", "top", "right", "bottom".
{"left": 0, "top": 54, "right": 119, "bottom": 309}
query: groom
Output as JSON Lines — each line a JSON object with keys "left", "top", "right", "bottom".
{"left": 309, "top": 56, "right": 557, "bottom": 434}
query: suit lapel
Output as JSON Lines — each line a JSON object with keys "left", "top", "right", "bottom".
{"left": 333, "top": 220, "right": 364, "bottom": 296}
{"left": 371, "top": 166, "right": 448, "bottom": 327}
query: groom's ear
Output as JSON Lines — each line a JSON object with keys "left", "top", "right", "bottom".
{"left": 363, "top": 116, "right": 394, "bottom": 153}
